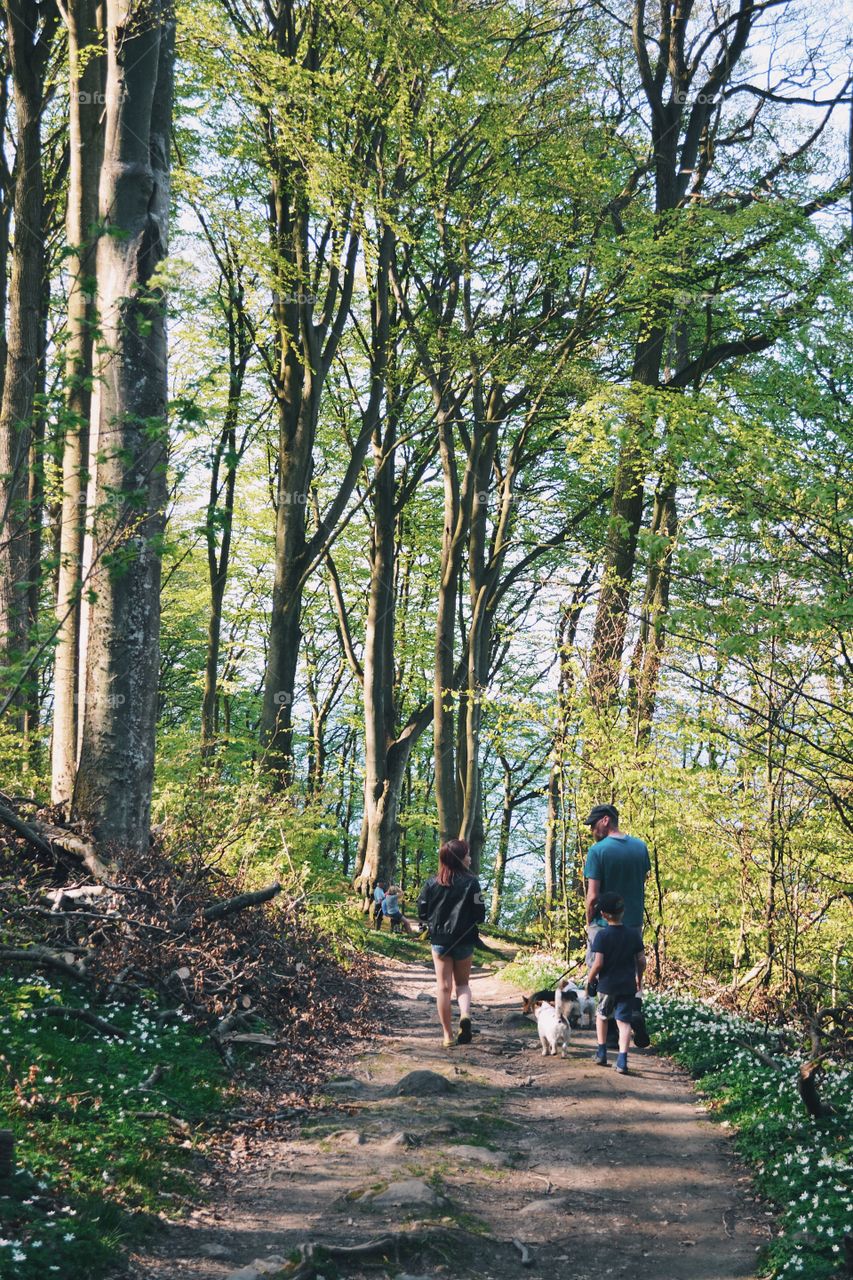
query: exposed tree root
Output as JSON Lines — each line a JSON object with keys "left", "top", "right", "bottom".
{"left": 283, "top": 1226, "right": 523, "bottom": 1279}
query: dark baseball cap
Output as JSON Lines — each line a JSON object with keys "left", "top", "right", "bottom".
{"left": 596, "top": 891, "right": 625, "bottom": 916}
{"left": 583, "top": 803, "right": 618, "bottom": 826}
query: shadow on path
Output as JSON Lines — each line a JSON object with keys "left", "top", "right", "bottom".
{"left": 126, "top": 955, "right": 765, "bottom": 1280}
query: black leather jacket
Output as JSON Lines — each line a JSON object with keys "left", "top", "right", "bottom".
{"left": 417, "top": 872, "right": 486, "bottom": 948}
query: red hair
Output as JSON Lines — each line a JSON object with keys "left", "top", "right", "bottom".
{"left": 437, "top": 838, "right": 470, "bottom": 886}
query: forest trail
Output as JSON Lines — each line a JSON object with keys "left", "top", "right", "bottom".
{"left": 127, "top": 956, "right": 767, "bottom": 1280}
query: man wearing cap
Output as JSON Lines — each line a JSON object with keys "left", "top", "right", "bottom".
{"left": 582, "top": 803, "right": 650, "bottom": 951}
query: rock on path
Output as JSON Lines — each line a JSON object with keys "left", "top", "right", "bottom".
{"left": 126, "top": 955, "right": 765, "bottom": 1280}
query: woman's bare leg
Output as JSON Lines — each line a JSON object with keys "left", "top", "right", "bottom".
{"left": 452, "top": 955, "right": 473, "bottom": 1020}
{"left": 431, "top": 952, "right": 454, "bottom": 1040}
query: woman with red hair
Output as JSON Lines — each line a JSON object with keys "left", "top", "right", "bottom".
{"left": 417, "top": 838, "right": 486, "bottom": 1048}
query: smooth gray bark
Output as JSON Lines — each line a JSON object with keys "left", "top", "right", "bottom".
{"left": 73, "top": 0, "right": 174, "bottom": 852}
{"left": 51, "top": 0, "right": 106, "bottom": 805}
{"left": 0, "top": 0, "right": 58, "bottom": 724}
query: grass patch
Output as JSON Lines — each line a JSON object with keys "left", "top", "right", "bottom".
{"left": 363, "top": 928, "right": 431, "bottom": 963}
{"left": 459, "top": 1109, "right": 518, "bottom": 1146}
{"left": 645, "top": 994, "right": 852, "bottom": 1280}
{"left": 0, "top": 974, "right": 227, "bottom": 1279}
{"left": 499, "top": 951, "right": 566, "bottom": 992}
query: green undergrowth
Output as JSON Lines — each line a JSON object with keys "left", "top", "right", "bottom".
{"left": 0, "top": 973, "right": 227, "bottom": 1279}
{"left": 363, "top": 926, "right": 432, "bottom": 963}
{"left": 499, "top": 950, "right": 569, "bottom": 992}
{"left": 646, "top": 994, "right": 852, "bottom": 1280}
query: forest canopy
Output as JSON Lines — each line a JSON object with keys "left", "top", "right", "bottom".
{"left": 0, "top": 0, "right": 851, "bottom": 1018}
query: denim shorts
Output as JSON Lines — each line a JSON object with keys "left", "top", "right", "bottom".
{"left": 432, "top": 942, "right": 475, "bottom": 961}
{"left": 597, "top": 992, "right": 636, "bottom": 1023}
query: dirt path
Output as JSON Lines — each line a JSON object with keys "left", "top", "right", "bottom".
{"left": 127, "top": 956, "right": 767, "bottom": 1280}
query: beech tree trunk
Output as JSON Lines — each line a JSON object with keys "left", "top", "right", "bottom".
{"left": 587, "top": 0, "right": 758, "bottom": 710}
{"left": 23, "top": 271, "right": 49, "bottom": 759}
{"left": 349, "top": 291, "right": 434, "bottom": 894}
{"left": 200, "top": 267, "right": 250, "bottom": 757}
{"left": 73, "top": 0, "right": 174, "bottom": 852}
{"left": 254, "top": 1, "right": 400, "bottom": 781}
{"left": 51, "top": 0, "right": 106, "bottom": 804}
{"left": 489, "top": 757, "right": 513, "bottom": 925}
{"left": 0, "top": 55, "right": 10, "bottom": 405}
{"left": 543, "top": 572, "right": 590, "bottom": 908}
{"left": 628, "top": 478, "right": 677, "bottom": 742}
{"left": 0, "top": 0, "right": 58, "bottom": 725}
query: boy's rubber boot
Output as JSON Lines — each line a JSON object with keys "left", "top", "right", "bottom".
{"left": 615, "top": 1052, "right": 628, "bottom": 1074}
{"left": 457, "top": 1016, "right": 473, "bottom": 1045}
{"left": 594, "top": 1044, "right": 608, "bottom": 1066}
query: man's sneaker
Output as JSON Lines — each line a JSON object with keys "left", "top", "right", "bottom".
{"left": 457, "top": 1016, "right": 473, "bottom": 1045}
{"left": 442, "top": 1035, "right": 455, "bottom": 1049}
{"left": 594, "top": 1044, "right": 608, "bottom": 1066}
{"left": 615, "top": 1052, "right": 628, "bottom": 1074}
{"left": 631, "top": 1000, "right": 651, "bottom": 1049}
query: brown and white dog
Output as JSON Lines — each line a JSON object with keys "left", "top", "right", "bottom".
{"left": 522, "top": 980, "right": 594, "bottom": 1030}
{"left": 557, "top": 980, "right": 595, "bottom": 1030}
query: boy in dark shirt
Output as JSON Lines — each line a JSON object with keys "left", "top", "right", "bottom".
{"left": 587, "top": 890, "right": 646, "bottom": 1074}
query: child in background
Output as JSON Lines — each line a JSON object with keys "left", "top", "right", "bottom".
{"left": 587, "top": 889, "right": 646, "bottom": 1074}
{"left": 372, "top": 882, "right": 386, "bottom": 930}
{"left": 382, "top": 885, "right": 404, "bottom": 933}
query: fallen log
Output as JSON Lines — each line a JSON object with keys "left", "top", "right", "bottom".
{"left": 219, "top": 1032, "right": 278, "bottom": 1047}
{"left": 732, "top": 1037, "right": 786, "bottom": 1071}
{"left": 131, "top": 1110, "right": 190, "bottom": 1133}
{"left": 32, "top": 1006, "right": 127, "bottom": 1038}
{"left": 211, "top": 1009, "right": 252, "bottom": 1047}
{"left": 0, "top": 802, "right": 53, "bottom": 857}
{"left": 39, "top": 822, "right": 110, "bottom": 881}
{"left": 0, "top": 946, "right": 89, "bottom": 983}
{"left": 202, "top": 882, "right": 282, "bottom": 924}
{"left": 0, "top": 802, "right": 110, "bottom": 881}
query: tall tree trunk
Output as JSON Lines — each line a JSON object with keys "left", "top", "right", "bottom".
{"left": 200, "top": 312, "right": 248, "bottom": 756}
{"left": 260, "top": 266, "right": 314, "bottom": 778}
{"left": 51, "top": 0, "right": 105, "bottom": 804}
{"left": 23, "top": 270, "right": 50, "bottom": 763}
{"left": 361, "top": 405, "right": 397, "bottom": 886}
{"left": 544, "top": 571, "right": 591, "bottom": 908}
{"left": 433, "top": 401, "right": 469, "bottom": 843}
{"left": 354, "top": 367, "right": 434, "bottom": 892}
{"left": 0, "top": 49, "right": 10, "bottom": 406}
{"left": 460, "top": 379, "right": 499, "bottom": 869}
{"left": 0, "top": 0, "right": 57, "bottom": 726}
{"left": 489, "top": 756, "right": 513, "bottom": 925}
{"left": 628, "top": 477, "right": 677, "bottom": 742}
{"left": 73, "top": 0, "right": 174, "bottom": 852}
{"left": 587, "top": 0, "right": 758, "bottom": 709}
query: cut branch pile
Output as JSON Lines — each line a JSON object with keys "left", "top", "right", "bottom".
{"left": 0, "top": 803, "right": 379, "bottom": 1093}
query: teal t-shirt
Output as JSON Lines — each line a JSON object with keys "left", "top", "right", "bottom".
{"left": 584, "top": 834, "right": 651, "bottom": 929}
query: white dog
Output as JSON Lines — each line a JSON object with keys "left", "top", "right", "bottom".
{"left": 535, "top": 999, "right": 570, "bottom": 1057}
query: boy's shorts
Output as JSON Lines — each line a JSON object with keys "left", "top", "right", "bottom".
{"left": 432, "top": 942, "right": 475, "bottom": 961}
{"left": 597, "top": 992, "right": 636, "bottom": 1023}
